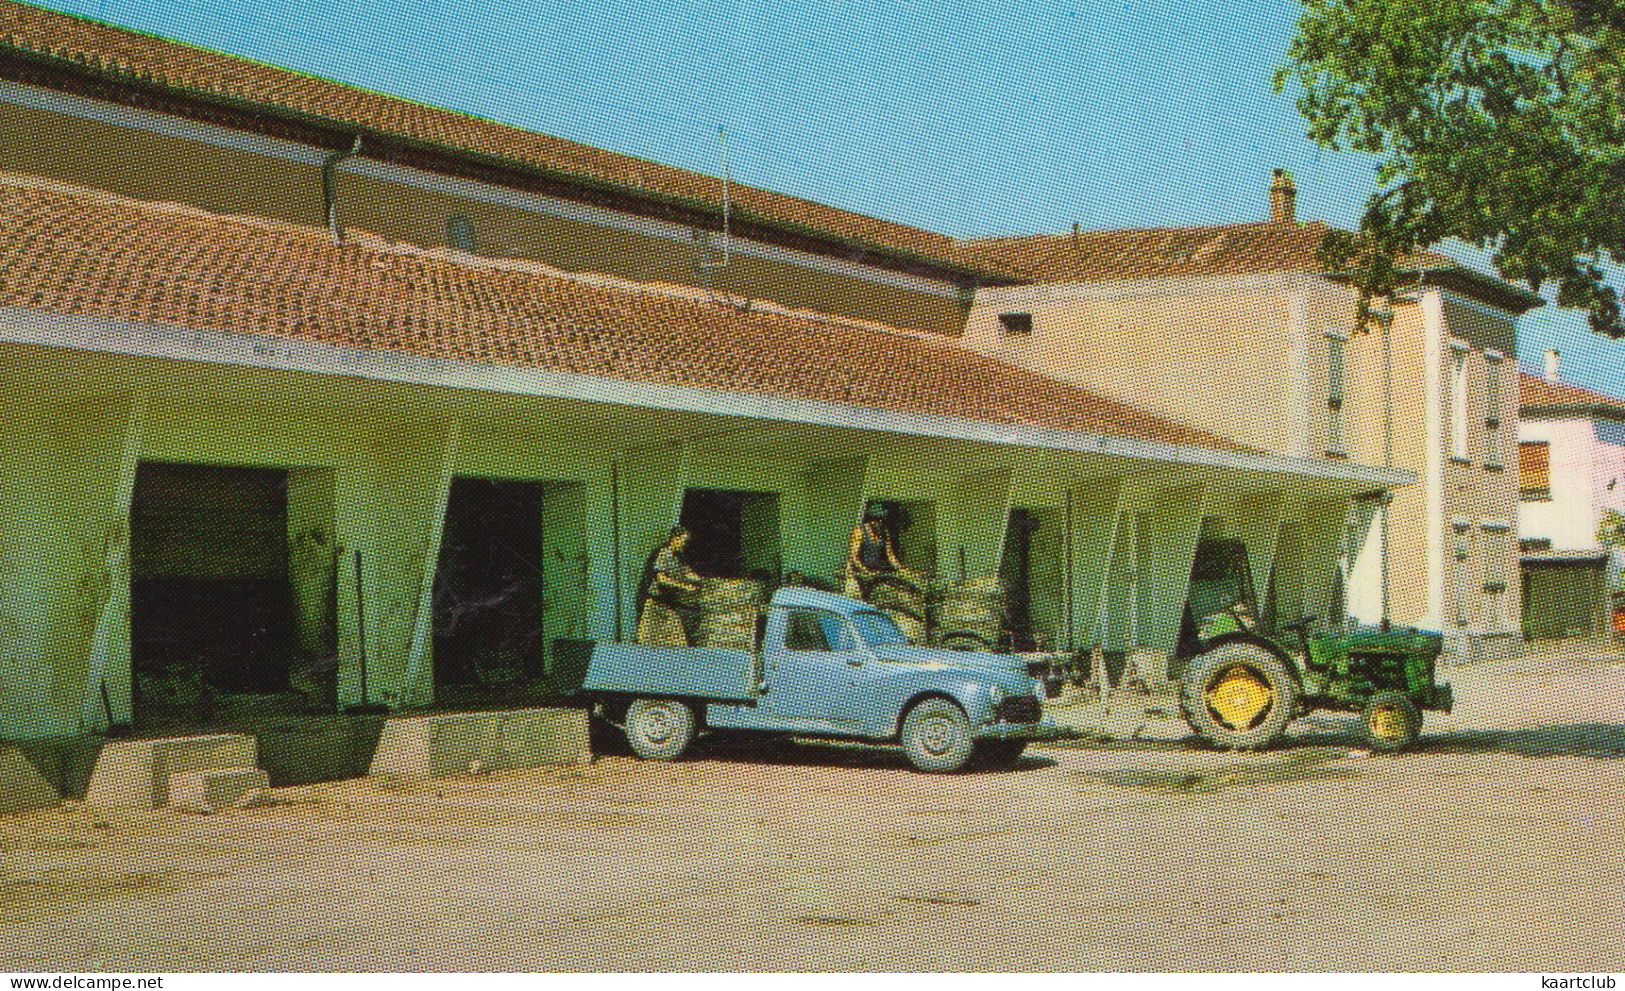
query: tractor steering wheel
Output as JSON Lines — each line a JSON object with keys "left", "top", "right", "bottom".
{"left": 1281, "top": 615, "right": 1318, "bottom": 636}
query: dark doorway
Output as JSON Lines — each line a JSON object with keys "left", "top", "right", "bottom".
{"left": 870, "top": 498, "right": 937, "bottom": 576}
{"left": 433, "top": 478, "right": 547, "bottom": 693}
{"left": 1000, "top": 509, "right": 1040, "bottom": 651}
{"left": 130, "top": 463, "right": 299, "bottom": 725}
{"left": 679, "top": 488, "right": 781, "bottom": 580}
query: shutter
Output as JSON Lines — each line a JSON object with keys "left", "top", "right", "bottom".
{"left": 1519, "top": 442, "right": 1551, "bottom": 499}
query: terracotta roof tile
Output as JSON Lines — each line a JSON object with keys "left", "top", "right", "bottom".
{"left": 0, "top": 172, "right": 1254, "bottom": 454}
{"left": 1520, "top": 370, "right": 1625, "bottom": 416}
{"left": 0, "top": 2, "right": 1548, "bottom": 313}
{"left": 957, "top": 222, "right": 1339, "bottom": 282}
{"left": 0, "top": 1, "right": 958, "bottom": 264}
{"left": 956, "top": 222, "right": 1543, "bottom": 312}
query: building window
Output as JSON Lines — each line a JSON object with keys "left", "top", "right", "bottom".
{"left": 1450, "top": 345, "right": 1470, "bottom": 461}
{"left": 446, "top": 214, "right": 477, "bottom": 253}
{"left": 1519, "top": 441, "right": 1551, "bottom": 500}
{"left": 1452, "top": 521, "right": 1473, "bottom": 627}
{"left": 1482, "top": 526, "right": 1511, "bottom": 631}
{"left": 1485, "top": 354, "right": 1504, "bottom": 468}
{"left": 1483, "top": 524, "right": 1509, "bottom": 591}
{"left": 1326, "top": 333, "right": 1347, "bottom": 456}
{"left": 999, "top": 312, "right": 1033, "bottom": 335}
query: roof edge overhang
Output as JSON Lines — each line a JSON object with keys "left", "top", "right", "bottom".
{"left": 1522, "top": 403, "right": 1625, "bottom": 422}
{"left": 0, "top": 305, "right": 1414, "bottom": 490}
{"left": 1328, "top": 265, "right": 1545, "bottom": 315}
{"left": 0, "top": 46, "right": 1020, "bottom": 290}
{"left": 1521, "top": 551, "right": 1610, "bottom": 567}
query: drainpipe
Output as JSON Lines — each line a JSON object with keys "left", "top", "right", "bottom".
{"left": 322, "top": 135, "right": 364, "bottom": 243}
{"left": 1370, "top": 299, "right": 1397, "bottom": 631}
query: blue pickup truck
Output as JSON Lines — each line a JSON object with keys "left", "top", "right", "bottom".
{"left": 553, "top": 587, "right": 1058, "bottom": 772}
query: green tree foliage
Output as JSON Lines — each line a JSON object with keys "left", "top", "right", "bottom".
{"left": 1599, "top": 508, "right": 1625, "bottom": 548}
{"left": 1277, "top": 0, "right": 1625, "bottom": 335}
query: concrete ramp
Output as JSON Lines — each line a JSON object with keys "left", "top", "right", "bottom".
{"left": 169, "top": 767, "right": 271, "bottom": 814}
{"left": 369, "top": 708, "right": 590, "bottom": 779}
{"left": 0, "top": 744, "right": 62, "bottom": 815}
{"left": 85, "top": 733, "right": 257, "bottom": 809}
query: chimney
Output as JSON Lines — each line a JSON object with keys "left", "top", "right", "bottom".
{"left": 1270, "top": 168, "right": 1297, "bottom": 223}
{"left": 1544, "top": 348, "right": 1561, "bottom": 382}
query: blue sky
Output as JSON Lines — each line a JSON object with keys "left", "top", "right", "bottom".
{"left": 52, "top": 0, "right": 1625, "bottom": 394}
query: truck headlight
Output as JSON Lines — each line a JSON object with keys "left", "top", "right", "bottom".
{"left": 988, "top": 684, "right": 1005, "bottom": 706}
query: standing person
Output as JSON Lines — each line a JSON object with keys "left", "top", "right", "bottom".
{"left": 846, "top": 503, "right": 911, "bottom": 598}
{"left": 636, "top": 526, "right": 704, "bottom": 645}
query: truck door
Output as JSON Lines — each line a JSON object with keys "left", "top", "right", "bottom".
{"left": 762, "top": 607, "right": 862, "bottom": 726}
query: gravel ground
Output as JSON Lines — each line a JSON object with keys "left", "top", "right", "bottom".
{"left": 0, "top": 651, "right": 1621, "bottom": 972}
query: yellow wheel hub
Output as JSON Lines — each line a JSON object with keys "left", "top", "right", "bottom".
{"left": 1369, "top": 704, "right": 1408, "bottom": 740}
{"left": 1207, "top": 665, "right": 1274, "bottom": 730}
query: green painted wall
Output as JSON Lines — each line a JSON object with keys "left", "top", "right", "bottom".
{"left": 0, "top": 342, "right": 1375, "bottom": 739}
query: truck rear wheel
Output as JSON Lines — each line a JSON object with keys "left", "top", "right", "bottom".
{"left": 624, "top": 698, "right": 697, "bottom": 761}
{"left": 1180, "top": 642, "right": 1299, "bottom": 751}
{"left": 1362, "top": 691, "right": 1422, "bottom": 752}
{"left": 900, "top": 697, "right": 975, "bottom": 773}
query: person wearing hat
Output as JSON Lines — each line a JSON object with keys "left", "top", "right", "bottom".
{"left": 636, "top": 526, "right": 704, "bottom": 645}
{"left": 847, "top": 503, "right": 910, "bottom": 598}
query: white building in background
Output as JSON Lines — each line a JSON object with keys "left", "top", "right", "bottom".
{"left": 1518, "top": 350, "right": 1625, "bottom": 640}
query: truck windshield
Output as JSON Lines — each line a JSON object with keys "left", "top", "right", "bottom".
{"left": 851, "top": 610, "right": 910, "bottom": 647}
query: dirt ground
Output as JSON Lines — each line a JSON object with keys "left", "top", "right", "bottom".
{"left": 1, "top": 650, "right": 1621, "bottom": 972}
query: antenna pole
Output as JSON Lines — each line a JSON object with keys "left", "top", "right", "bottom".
{"left": 717, "top": 125, "right": 733, "bottom": 267}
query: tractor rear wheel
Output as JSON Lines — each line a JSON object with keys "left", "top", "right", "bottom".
{"left": 1180, "top": 642, "right": 1299, "bottom": 751}
{"left": 1362, "top": 691, "right": 1422, "bottom": 752}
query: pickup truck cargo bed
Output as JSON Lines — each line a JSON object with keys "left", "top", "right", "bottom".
{"left": 555, "top": 640, "right": 758, "bottom": 703}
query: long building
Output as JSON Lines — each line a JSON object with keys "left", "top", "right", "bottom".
{"left": 0, "top": 1, "right": 1423, "bottom": 751}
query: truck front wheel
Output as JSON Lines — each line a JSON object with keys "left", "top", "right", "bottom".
{"left": 624, "top": 698, "right": 697, "bottom": 761}
{"left": 900, "top": 697, "right": 975, "bottom": 773}
{"left": 1180, "top": 642, "right": 1299, "bottom": 751}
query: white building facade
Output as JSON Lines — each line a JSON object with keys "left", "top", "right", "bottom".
{"left": 1518, "top": 352, "right": 1625, "bottom": 639}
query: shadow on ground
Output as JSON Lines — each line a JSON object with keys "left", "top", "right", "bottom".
{"left": 1084, "top": 746, "right": 1357, "bottom": 793}
{"left": 1297, "top": 717, "right": 1625, "bottom": 758}
{"left": 1420, "top": 724, "right": 1625, "bottom": 758}
{"left": 589, "top": 719, "right": 1057, "bottom": 773}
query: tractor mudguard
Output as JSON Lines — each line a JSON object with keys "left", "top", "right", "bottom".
{"left": 1187, "top": 632, "right": 1305, "bottom": 684}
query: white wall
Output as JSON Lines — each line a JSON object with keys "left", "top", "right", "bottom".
{"left": 1520, "top": 417, "right": 1613, "bottom": 550}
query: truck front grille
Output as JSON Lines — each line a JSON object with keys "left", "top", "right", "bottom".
{"left": 996, "top": 695, "right": 1043, "bottom": 724}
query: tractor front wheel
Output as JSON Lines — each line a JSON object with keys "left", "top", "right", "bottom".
{"left": 1362, "top": 691, "right": 1422, "bottom": 752}
{"left": 1180, "top": 642, "right": 1300, "bottom": 751}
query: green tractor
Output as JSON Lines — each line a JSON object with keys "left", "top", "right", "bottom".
{"left": 1174, "top": 539, "right": 1452, "bottom": 752}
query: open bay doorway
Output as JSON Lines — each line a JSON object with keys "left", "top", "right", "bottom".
{"left": 678, "top": 488, "right": 782, "bottom": 581}
{"left": 999, "top": 507, "right": 1064, "bottom": 652}
{"left": 432, "top": 477, "right": 588, "bottom": 708}
{"left": 129, "top": 462, "right": 337, "bottom": 728}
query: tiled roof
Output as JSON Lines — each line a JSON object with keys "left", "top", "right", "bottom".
{"left": 0, "top": 1, "right": 1549, "bottom": 311}
{"left": 959, "top": 221, "right": 1342, "bottom": 282}
{"left": 0, "top": 172, "right": 1254, "bottom": 454}
{"left": 1521, "top": 371, "right": 1625, "bottom": 417}
{"left": 0, "top": 1, "right": 961, "bottom": 268}
{"left": 957, "top": 222, "right": 1544, "bottom": 311}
